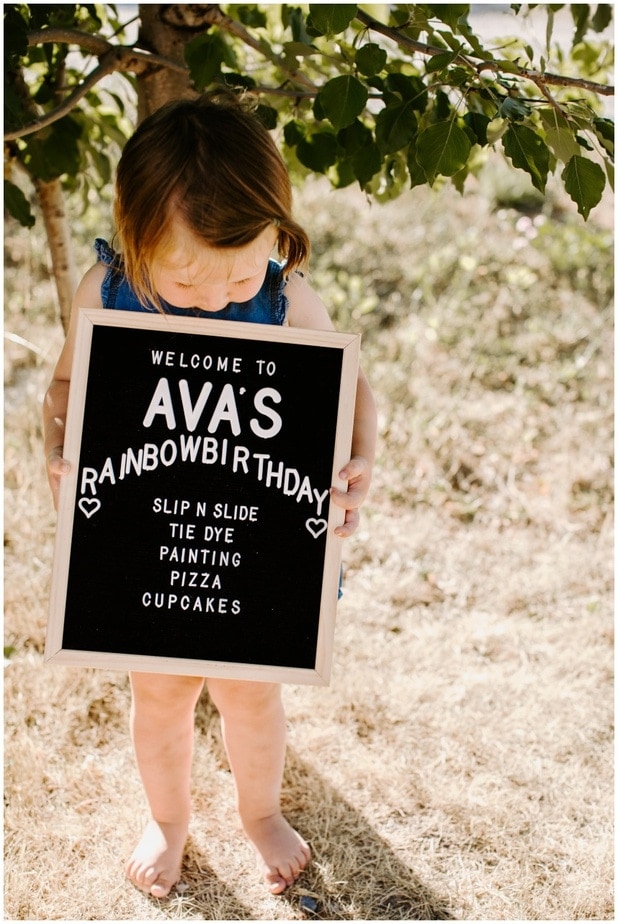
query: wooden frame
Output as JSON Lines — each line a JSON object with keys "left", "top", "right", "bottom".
{"left": 45, "top": 309, "right": 360, "bottom": 684}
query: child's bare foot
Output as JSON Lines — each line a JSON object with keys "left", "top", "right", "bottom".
{"left": 125, "top": 819, "right": 187, "bottom": 898}
{"left": 242, "top": 812, "right": 311, "bottom": 894}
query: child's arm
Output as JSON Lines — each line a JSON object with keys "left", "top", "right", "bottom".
{"left": 43, "top": 264, "right": 105, "bottom": 509}
{"left": 285, "top": 272, "right": 377, "bottom": 538}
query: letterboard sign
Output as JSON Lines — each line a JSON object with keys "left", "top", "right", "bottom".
{"left": 45, "top": 309, "right": 359, "bottom": 685}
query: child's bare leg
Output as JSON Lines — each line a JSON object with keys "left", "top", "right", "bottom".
{"left": 126, "top": 672, "right": 204, "bottom": 897}
{"left": 206, "top": 678, "right": 310, "bottom": 894}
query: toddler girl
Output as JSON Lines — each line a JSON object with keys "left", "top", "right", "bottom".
{"left": 43, "top": 90, "right": 377, "bottom": 898}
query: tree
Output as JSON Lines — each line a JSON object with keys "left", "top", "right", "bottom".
{"left": 4, "top": 3, "right": 614, "bottom": 330}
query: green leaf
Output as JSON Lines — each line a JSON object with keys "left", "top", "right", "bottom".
{"left": 571, "top": 4, "right": 590, "bottom": 45}
{"left": 563, "top": 155, "right": 605, "bottom": 219}
{"left": 415, "top": 121, "right": 472, "bottom": 184}
{"left": 313, "top": 92, "right": 326, "bottom": 122}
{"left": 29, "top": 113, "right": 82, "bottom": 182}
{"left": 284, "top": 119, "right": 306, "bottom": 146}
{"left": 434, "top": 27, "right": 461, "bottom": 52}
{"left": 282, "top": 41, "right": 317, "bottom": 62}
{"left": 338, "top": 119, "right": 372, "bottom": 154}
{"left": 47, "top": 116, "right": 82, "bottom": 175}
{"left": 236, "top": 5, "right": 268, "bottom": 28}
{"left": 296, "top": 131, "right": 338, "bottom": 172}
{"left": 407, "top": 142, "right": 427, "bottom": 189}
{"left": 425, "top": 4, "right": 470, "bottom": 32}
{"left": 104, "top": 90, "right": 126, "bottom": 117}
{"left": 391, "top": 7, "right": 412, "bottom": 28}
{"left": 366, "top": 74, "right": 384, "bottom": 92}
{"left": 34, "top": 79, "right": 55, "bottom": 106}
{"left": 547, "top": 6, "right": 557, "bottom": 53}
{"left": 331, "top": 156, "right": 356, "bottom": 188}
{"left": 502, "top": 124, "right": 550, "bottom": 192}
{"left": 255, "top": 104, "right": 277, "bottom": 130}
{"left": 286, "top": 6, "right": 314, "bottom": 43}
{"left": 593, "top": 117, "right": 614, "bottom": 158}
{"left": 455, "top": 16, "right": 495, "bottom": 59}
{"left": 572, "top": 39, "right": 604, "bottom": 72}
{"left": 221, "top": 71, "right": 257, "bottom": 91}
{"left": 591, "top": 4, "right": 612, "bottom": 33}
{"left": 544, "top": 126, "right": 581, "bottom": 163}
{"left": 538, "top": 106, "right": 571, "bottom": 132}
{"left": 355, "top": 42, "right": 387, "bottom": 77}
{"left": 435, "top": 89, "right": 452, "bottom": 121}
{"left": 604, "top": 157, "right": 614, "bottom": 192}
{"left": 369, "top": 152, "right": 409, "bottom": 201}
{"left": 375, "top": 101, "right": 417, "bottom": 154}
{"left": 425, "top": 50, "right": 459, "bottom": 74}
{"left": 185, "top": 32, "right": 230, "bottom": 91}
{"left": 3, "top": 6, "right": 29, "bottom": 68}
{"left": 4, "top": 180, "right": 35, "bottom": 227}
{"left": 22, "top": 115, "right": 83, "bottom": 181}
{"left": 463, "top": 111, "right": 490, "bottom": 146}
{"left": 451, "top": 164, "right": 468, "bottom": 194}
{"left": 4, "top": 82, "right": 28, "bottom": 134}
{"left": 97, "top": 112, "right": 131, "bottom": 147}
{"left": 309, "top": 4, "right": 357, "bottom": 36}
{"left": 498, "top": 95, "right": 531, "bottom": 121}
{"left": 352, "top": 140, "right": 382, "bottom": 187}
{"left": 317, "top": 75, "right": 368, "bottom": 131}
{"left": 446, "top": 66, "right": 470, "bottom": 86}
{"left": 89, "top": 148, "right": 112, "bottom": 186}
{"left": 384, "top": 73, "right": 428, "bottom": 111}
{"left": 496, "top": 60, "right": 524, "bottom": 78}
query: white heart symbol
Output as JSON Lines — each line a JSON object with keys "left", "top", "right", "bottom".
{"left": 306, "top": 518, "right": 327, "bottom": 539}
{"left": 78, "top": 497, "right": 102, "bottom": 519}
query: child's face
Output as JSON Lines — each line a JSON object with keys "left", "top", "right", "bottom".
{"left": 152, "top": 220, "right": 278, "bottom": 312}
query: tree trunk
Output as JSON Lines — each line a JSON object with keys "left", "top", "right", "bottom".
{"left": 35, "top": 177, "right": 77, "bottom": 334}
{"left": 136, "top": 4, "right": 216, "bottom": 120}
{"left": 31, "top": 6, "right": 219, "bottom": 332}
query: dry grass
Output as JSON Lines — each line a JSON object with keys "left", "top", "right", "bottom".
{"left": 4, "top": 168, "right": 614, "bottom": 921}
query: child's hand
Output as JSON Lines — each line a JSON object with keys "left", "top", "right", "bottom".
{"left": 46, "top": 446, "right": 71, "bottom": 511}
{"left": 330, "top": 455, "right": 372, "bottom": 538}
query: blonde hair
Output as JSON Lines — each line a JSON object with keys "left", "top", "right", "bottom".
{"left": 113, "top": 89, "right": 310, "bottom": 309}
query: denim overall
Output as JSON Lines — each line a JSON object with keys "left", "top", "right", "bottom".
{"left": 94, "top": 238, "right": 288, "bottom": 324}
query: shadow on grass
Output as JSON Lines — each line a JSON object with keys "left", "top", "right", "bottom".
{"left": 279, "top": 747, "right": 455, "bottom": 921}
{"left": 156, "top": 835, "right": 258, "bottom": 920}
{"left": 160, "top": 720, "right": 455, "bottom": 921}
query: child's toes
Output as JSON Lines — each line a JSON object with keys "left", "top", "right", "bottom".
{"left": 142, "top": 865, "right": 158, "bottom": 886}
{"left": 139, "top": 865, "right": 176, "bottom": 897}
{"left": 149, "top": 877, "right": 175, "bottom": 898}
{"left": 264, "top": 866, "right": 290, "bottom": 895}
{"left": 266, "top": 863, "right": 301, "bottom": 894}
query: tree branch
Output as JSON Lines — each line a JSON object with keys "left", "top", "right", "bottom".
{"left": 4, "top": 37, "right": 188, "bottom": 141}
{"left": 6, "top": 7, "right": 613, "bottom": 143}
{"left": 6, "top": 10, "right": 318, "bottom": 142}
{"left": 196, "top": 5, "right": 318, "bottom": 92}
{"left": 26, "top": 26, "right": 111, "bottom": 55}
{"left": 29, "top": 15, "right": 318, "bottom": 91}
{"left": 527, "top": 75, "right": 568, "bottom": 116}
{"left": 5, "top": 57, "right": 115, "bottom": 140}
{"left": 25, "top": 26, "right": 188, "bottom": 73}
{"left": 355, "top": 8, "right": 614, "bottom": 97}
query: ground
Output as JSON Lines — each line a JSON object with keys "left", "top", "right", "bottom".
{"left": 4, "top": 169, "right": 613, "bottom": 920}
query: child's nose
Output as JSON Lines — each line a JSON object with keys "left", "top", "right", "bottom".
{"left": 198, "top": 285, "right": 230, "bottom": 312}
